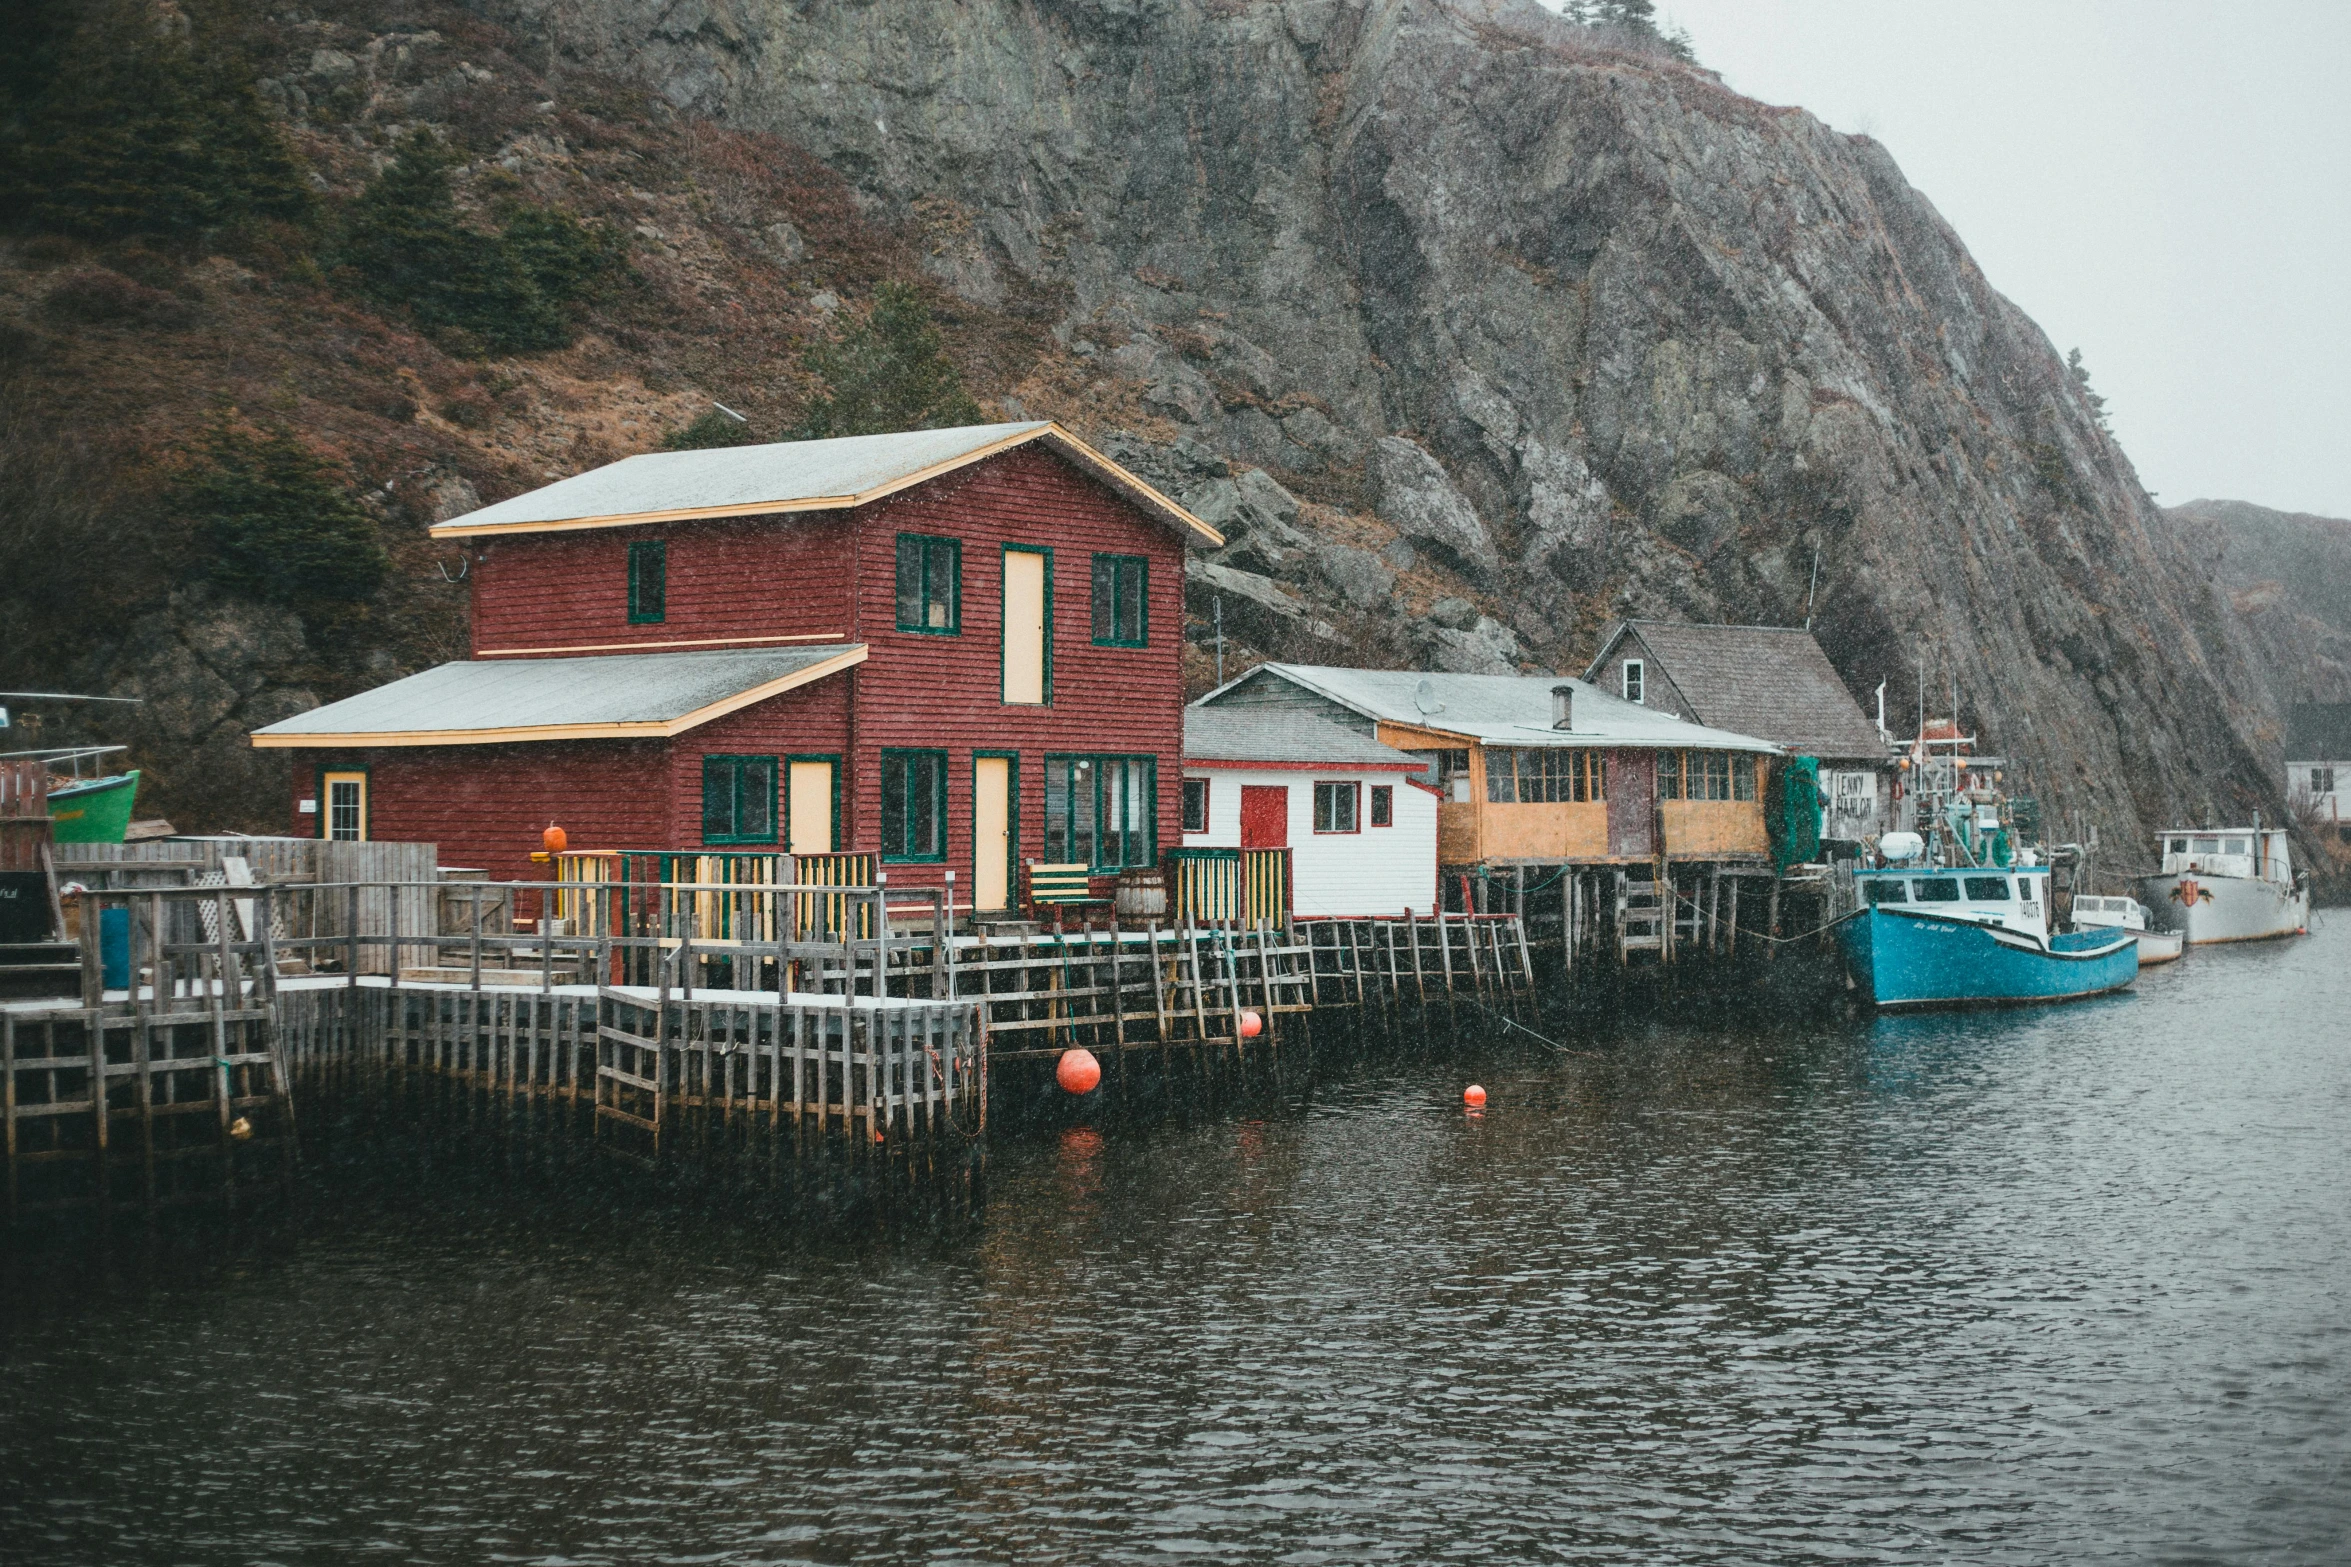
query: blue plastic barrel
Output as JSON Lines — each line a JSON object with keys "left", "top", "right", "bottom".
{"left": 100, "top": 906, "right": 130, "bottom": 991}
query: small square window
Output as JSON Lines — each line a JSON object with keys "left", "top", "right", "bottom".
{"left": 628, "top": 540, "right": 665, "bottom": 624}
{"left": 1369, "top": 784, "right": 1393, "bottom": 827}
{"left": 1181, "top": 778, "right": 1209, "bottom": 834}
{"left": 1313, "top": 781, "right": 1359, "bottom": 833}
{"left": 895, "top": 534, "right": 961, "bottom": 634}
{"left": 1091, "top": 553, "right": 1148, "bottom": 647}
{"left": 701, "top": 755, "right": 776, "bottom": 844}
{"left": 881, "top": 749, "right": 949, "bottom": 861}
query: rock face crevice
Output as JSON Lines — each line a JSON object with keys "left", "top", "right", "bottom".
{"left": 472, "top": 0, "right": 2284, "bottom": 850}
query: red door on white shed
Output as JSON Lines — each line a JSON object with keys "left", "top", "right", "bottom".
{"left": 1240, "top": 785, "right": 1288, "bottom": 849}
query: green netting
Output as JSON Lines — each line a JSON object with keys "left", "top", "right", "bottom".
{"left": 1770, "top": 756, "right": 1824, "bottom": 872}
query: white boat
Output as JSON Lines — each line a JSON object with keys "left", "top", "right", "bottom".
{"left": 2069, "top": 894, "right": 2184, "bottom": 964}
{"left": 2138, "top": 828, "right": 2308, "bottom": 945}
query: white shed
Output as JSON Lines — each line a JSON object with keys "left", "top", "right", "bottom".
{"left": 1182, "top": 707, "right": 1437, "bottom": 917}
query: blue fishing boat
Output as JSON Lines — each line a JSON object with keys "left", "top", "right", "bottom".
{"left": 1838, "top": 862, "right": 2139, "bottom": 1010}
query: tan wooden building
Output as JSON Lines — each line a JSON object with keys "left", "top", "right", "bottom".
{"left": 1193, "top": 665, "right": 1782, "bottom": 873}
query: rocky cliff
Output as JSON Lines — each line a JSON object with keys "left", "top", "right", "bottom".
{"left": 2158, "top": 499, "right": 2351, "bottom": 716}
{"left": 464, "top": 0, "right": 2285, "bottom": 855}
{"left": 0, "top": 0, "right": 2301, "bottom": 860}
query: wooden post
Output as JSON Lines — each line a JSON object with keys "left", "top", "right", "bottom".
{"left": 346, "top": 883, "right": 360, "bottom": 988}
{"left": 1766, "top": 876, "right": 1781, "bottom": 962}
{"left": 1727, "top": 877, "right": 1741, "bottom": 960}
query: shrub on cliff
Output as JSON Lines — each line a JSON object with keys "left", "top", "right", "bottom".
{"left": 326, "top": 134, "right": 573, "bottom": 355}
{"left": 662, "top": 408, "right": 758, "bottom": 450}
{"left": 0, "top": 0, "right": 314, "bottom": 241}
{"left": 174, "top": 422, "right": 387, "bottom": 607}
{"left": 792, "top": 282, "right": 982, "bottom": 438}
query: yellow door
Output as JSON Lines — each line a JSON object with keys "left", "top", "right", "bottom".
{"left": 787, "top": 760, "right": 834, "bottom": 854}
{"left": 1003, "top": 548, "right": 1047, "bottom": 704}
{"left": 973, "top": 756, "right": 1012, "bottom": 911}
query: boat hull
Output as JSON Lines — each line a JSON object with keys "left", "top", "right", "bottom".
{"left": 47, "top": 770, "right": 140, "bottom": 845}
{"left": 2129, "top": 929, "right": 2185, "bottom": 965}
{"left": 1836, "top": 907, "right": 2140, "bottom": 1012}
{"left": 2139, "top": 872, "right": 2307, "bottom": 945}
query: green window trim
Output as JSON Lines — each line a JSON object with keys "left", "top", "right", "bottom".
{"left": 628, "top": 539, "right": 666, "bottom": 624}
{"left": 1042, "top": 753, "right": 1157, "bottom": 871}
{"left": 701, "top": 754, "right": 778, "bottom": 845}
{"left": 1000, "top": 542, "right": 1054, "bottom": 705}
{"left": 895, "top": 532, "right": 962, "bottom": 635}
{"left": 1090, "top": 552, "right": 1149, "bottom": 647}
{"left": 783, "top": 753, "right": 841, "bottom": 854}
{"left": 880, "top": 748, "right": 950, "bottom": 863}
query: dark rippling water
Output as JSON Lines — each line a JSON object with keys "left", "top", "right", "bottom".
{"left": 4, "top": 924, "right": 2348, "bottom": 1565}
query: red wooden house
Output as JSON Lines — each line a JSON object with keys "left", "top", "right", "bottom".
{"left": 250, "top": 422, "right": 1220, "bottom": 912}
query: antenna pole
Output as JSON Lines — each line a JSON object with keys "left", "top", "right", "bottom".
{"left": 1802, "top": 545, "right": 1820, "bottom": 631}
{"left": 1213, "top": 595, "right": 1225, "bottom": 687}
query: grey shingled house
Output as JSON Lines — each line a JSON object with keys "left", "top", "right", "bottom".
{"left": 1584, "top": 621, "right": 1893, "bottom": 843}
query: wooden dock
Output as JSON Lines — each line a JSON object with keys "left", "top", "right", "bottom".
{"left": 5, "top": 876, "right": 1530, "bottom": 1224}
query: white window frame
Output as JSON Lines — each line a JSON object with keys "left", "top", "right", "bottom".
{"left": 1622, "top": 658, "right": 1644, "bottom": 704}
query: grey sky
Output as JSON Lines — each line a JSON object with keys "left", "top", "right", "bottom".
{"left": 1634, "top": 1, "right": 2351, "bottom": 519}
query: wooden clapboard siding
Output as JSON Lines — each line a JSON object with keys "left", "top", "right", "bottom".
{"left": 664, "top": 670, "right": 853, "bottom": 849}
{"left": 468, "top": 513, "right": 857, "bottom": 654}
{"left": 307, "top": 444, "right": 1187, "bottom": 881}
{"left": 1181, "top": 764, "right": 1436, "bottom": 916}
{"left": 1481, "top": 802, "right": 1610, "bottom": 861}
{"left": 1660, "top": 800, "right": 1770, "bottom": 859}
{"left": 840, "top": 446, "right": 1187, "bottom": 889}
{"left": 288, "top": 741, "right": 673, "bottom": 885}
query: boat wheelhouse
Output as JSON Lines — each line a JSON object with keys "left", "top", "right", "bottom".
{"left": 2069, "top": 894, "right": 2183, "bottom": 964}
{"left": 1838, "top": 862, "right": 2138, "bottom": 1011}
{"left": 2139, "top": 827, "right": 2307, "bottom": 945}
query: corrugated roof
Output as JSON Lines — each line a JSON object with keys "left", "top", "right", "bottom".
{"left": 1207, "top": 665, "right": 1781, "bottom": 753}
{"left": 1184, "top": 707, "right": 1420, "bottom": 768}
{"left": 427, "top": 421, "right": 1222, "bottom": 545}
{"left": 1586, "top": 621, "right": 1888, "bottom": 759}
{"left": 250, "top": 645, "right": 864, "bottom": 748}
{"left": 2286, "top": 702, "right": 2351, "bottom": 760}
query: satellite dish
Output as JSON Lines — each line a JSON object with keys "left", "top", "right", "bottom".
{"left": 1414, "top": 677, "right": 1443, "bottom": 716}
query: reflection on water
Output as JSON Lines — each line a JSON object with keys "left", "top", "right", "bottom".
{"left": 4, "top": 926, "right": 2347, "bottom": 1564}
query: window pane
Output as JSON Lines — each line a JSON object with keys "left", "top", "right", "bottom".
{"left": 1486, "top": 751, "right": 1516, "bottom": 803}
{"left": 1045, "top": 760, "right": 1070, "bottom": 861}
{"left": 1092, "top": 556, "right": 1114, "bottom": 641}
{"left": 1370, "top": 785, "right": 1392, "bottom": 827}
{"left": 741, "top": 761, "right": 773, "bottom": 838}
{"left": 1658, "top": 751, "right": 1681, "bottom": 801}
{"left": 1335, "top": 783, "right": 1356, "bottom": 832}
{"left": 928, "top": 541, "right": 957, "bottom": 630}
{"left": 703, "top": 761, "right": 734, "bottom": 839}
{"left": 911, "top": 754, "right": 937, "bottom": 855}
{"left": 1072, "top": 757, "right": 1096, "bottom": 866}
{"left": 1964, "top": 877, "right": 2010, "bottom": 901}
{"left": 1121, "top": 560, "right": 1145, "bottom": 642}
{"left": 882, "top": 755, "right": 907, "bottom": 854}
{"left": 1314, "top": 784, "right": 1333, "bottom": 832}
{"left": 1914, "top": 878, "right": 1961, "bottom": 902}
{"left": 1182, "top": 778, "right": 1208, "bottom": 833}
{"left": 896, "top": 535, "right": 923, "bottom": 628}
{"left": 1866, "top": 879, "right": 1908, "bottom": 904}
{"left": 1733, "top": 755, "right": 1756, "bottom": 802}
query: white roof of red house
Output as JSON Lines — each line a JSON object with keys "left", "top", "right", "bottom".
{"left": 250, "top": 645, "right": 864, "bottom": 748}
{"left": 428, "top": 421, "right": 1222, "bottom": 544}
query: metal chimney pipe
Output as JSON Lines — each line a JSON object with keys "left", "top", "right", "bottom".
{"left": 1551, "top": 684, "right": 1574, "bottom": 730}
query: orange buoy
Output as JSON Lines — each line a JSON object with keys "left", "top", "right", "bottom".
{"left": 543, "top": 821, "right": 568, "bottom": 855}
{"left": 1056, "top": 1048, "right": 1102, "bottom": 1095}
{"left": 1238, "top": 1009, "right": 1263, "bottom": 1039}
{"left": 1463, "top": 1084, "right": 1487, "bottom": 1108}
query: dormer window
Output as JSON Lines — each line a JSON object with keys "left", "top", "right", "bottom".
{"left": 1622, "top": 659, "right": 1644, "bottom": 704}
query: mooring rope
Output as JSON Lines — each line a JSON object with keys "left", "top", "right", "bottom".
{"left": 1460, "top": 996, "right": 1601, "bottom": 1059}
